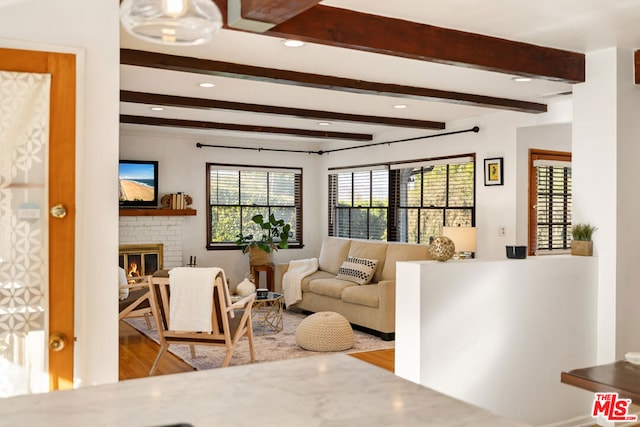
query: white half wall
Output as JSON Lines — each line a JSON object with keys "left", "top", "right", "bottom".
{"left": 396, "top": 256, "right": 598, "bottom": 426}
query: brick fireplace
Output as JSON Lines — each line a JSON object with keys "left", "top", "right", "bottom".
{"left": 119, "top": 215, "right": 185, "bottom": 271}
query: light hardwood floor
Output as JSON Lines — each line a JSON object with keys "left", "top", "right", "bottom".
{"left": 119, "top": 320, "right": 394, "bottom": 380}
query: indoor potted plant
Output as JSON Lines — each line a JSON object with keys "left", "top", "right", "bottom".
{"left": 571, "top": 223, "right": 597, "bottom": 256}
{"left": 235, "top": 213, "right": 291, "bottom": 265}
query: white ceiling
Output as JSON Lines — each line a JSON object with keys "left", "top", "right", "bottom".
{"left": 120, "top": 0, "right": 640, "bottom": 145}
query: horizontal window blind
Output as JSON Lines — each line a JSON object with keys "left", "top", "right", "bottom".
{"left": 535, "top": 163, "right": 572, "bottom": 252}
{"left": 328, "top": 168, "right": 389, "bottom": 240}
{"left": 207, "top": 163, "right": 302, "bottom": 249}
{"left": 329, "top": 154, "right": 475, "bottom": 243}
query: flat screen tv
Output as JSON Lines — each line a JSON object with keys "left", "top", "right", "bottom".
{"left": 118, "top": 160, "right": 159, "bottom": 208}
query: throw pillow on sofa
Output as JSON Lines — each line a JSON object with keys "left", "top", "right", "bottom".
{"left": 336, "top": 257, "right": 378, "bottom": 285}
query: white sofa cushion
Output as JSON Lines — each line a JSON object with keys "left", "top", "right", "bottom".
{"left": 347, "top": 240, "right": 388, "bottom": 283}
{"left": 318, "top": 237, "right": 352, "bottom": 274}
{"left": 308, "top": 278, "right": 356, "bottom": 299}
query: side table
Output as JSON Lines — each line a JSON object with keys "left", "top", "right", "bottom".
{"left": 251, "top": 263, "right": 275, "bottom": 292}
{"left": 251, "top": 292, "right": 284, "bottom": 336}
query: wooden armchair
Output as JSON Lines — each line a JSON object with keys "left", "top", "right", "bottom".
{"left": 148, "top": 269, "right": 255, "bottom": 375}
{"left": 119, "top": 275, "right": 153, "bottom": 329}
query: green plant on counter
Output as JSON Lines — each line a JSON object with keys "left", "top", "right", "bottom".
{"left": 572, "top": 223, "right": 597, "bottom": 241}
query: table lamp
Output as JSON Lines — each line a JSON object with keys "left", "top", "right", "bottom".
{"left": 442, "top": 226, "right": 477, "bottom": 259}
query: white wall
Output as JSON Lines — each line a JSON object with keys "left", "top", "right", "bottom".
{"left": 122, "top": 102, "right": 574, "bottom": 280}
{"left": 319, "top": 101, "right": 572, "bottom": 260}
{"left": 573, "top": 48, "right": 640, "bottom": 361}
{"left": 515, "top": 123, "right": 572, "bottom": 246}
{"left": 119, "top": 128, "right": 325, "bottom": 287}
{"left": 0, "top": 1, "right": 121, "bottom": 385}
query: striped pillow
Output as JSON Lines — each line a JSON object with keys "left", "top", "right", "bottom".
{"left": 336, "top": 257, "right": 378, "bottom": 285}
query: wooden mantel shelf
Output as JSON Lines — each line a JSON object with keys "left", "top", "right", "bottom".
{"left": 119, "top": 208, "right": 197, "bottom": 217}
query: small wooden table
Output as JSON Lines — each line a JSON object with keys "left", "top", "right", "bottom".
{"left": 250, "top": 263, "right": 275, "bottom": 292}
{"left": 561, "top": 360, "right": 640, "bottom": 403}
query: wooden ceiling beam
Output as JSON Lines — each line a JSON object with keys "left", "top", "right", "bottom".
{"left": 121, "top": 49, "right": 547, "bottom": 113}
{"left": 120, "top": 114, "right": 373, "bottom": 141}
{"left": 120, "top": 90, "right": 445, "bottom": 130}
{"left": 239, "top": 0, "right": 321, "bottom": 26}
{"left": 266, "top": 5, "right": 585, "bottom": 84}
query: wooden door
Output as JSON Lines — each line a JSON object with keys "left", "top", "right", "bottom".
{"left": 0, "top": 47, "right": 76, "bottom": 391}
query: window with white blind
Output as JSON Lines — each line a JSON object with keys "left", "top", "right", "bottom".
{"left": 328, "top": 166, "right": 389, "bottom": 240}
{"left": 528, "top": 150, "right": 572, "bottom": 255}
{"left": 207, "top": 164, "right": 302, "bottom": 249}
{"left": 391, "top": 156, "right": 475, "bottom": 243}
{"left": 328, "top": 155, "right": 475, "bottom": 242}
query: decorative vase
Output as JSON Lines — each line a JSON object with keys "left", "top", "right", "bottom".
{"left": 249, "top": 246, "right": 273, "bottom": 266}
{"left": 571, "top": 240, "right": 593, "bottom": 256}
{"left": 236, "top": 278, "right": 256, "bottom": 297}
{"left": 429, "top": 236, "right": 456, "bottom": 261}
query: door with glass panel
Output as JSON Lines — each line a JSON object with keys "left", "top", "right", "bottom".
{"left": 0, "top": 48, "right": 76, "bottom": 395}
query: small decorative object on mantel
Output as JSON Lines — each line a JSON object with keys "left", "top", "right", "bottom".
{"left": 429, "top": 236, "right": 456, "bottom": 261}
{"left": 161, "top": 193, "right": 193, "bottom": 209}
{"left": 571, "top": 223, "right": 597, "bottom": 256}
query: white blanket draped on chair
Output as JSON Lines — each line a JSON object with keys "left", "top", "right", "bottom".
{"left": 282, "top": 258, "right": 318, "bottom": 307}
{"left": 169, "top": 267, "right": 227, "bottom": 333}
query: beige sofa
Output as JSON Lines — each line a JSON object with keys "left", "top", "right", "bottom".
{"left": 275, "top": 237, "right": 432, "bottom": 340}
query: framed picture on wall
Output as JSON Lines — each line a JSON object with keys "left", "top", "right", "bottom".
{"left": 484, "top": 157, "right": 503, "bottom": 186}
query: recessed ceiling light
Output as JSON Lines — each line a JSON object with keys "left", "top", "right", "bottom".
{"left": 283, "top": 39, "right": 305, "bottom": 48}
{"left": 317, "top": 121, "right": 331, "bottom": 126}
{"left": 393, "top": 104, "right": 408, "bottom": 109}
{"left": 198, "top": 82, "right": 215, "bottom": 88}
{"left": 512, "top": 76, "right": 532, "bottom": 82}
{"left": 150, "top": 106, "right": 164, "bottom": 111}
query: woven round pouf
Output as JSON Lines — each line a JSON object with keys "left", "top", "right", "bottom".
{"left": 296, "top": 311, "right": 355, "bottom": 352}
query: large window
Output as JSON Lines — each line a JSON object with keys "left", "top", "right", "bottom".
{"left": 328, "top": 155, "right": 475, "bottom": 242}
{"left": 328, "top": 167, "right": 389, "bottom": 240}
{"left": 528, "top": 150, "right": 572, "bottom": 255}
{"left": 207, "top": 164, "right": 302, "bottom": 250}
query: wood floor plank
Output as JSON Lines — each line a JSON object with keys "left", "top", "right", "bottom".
{"left": 119, "top": 320, "right": 394, "bottom": 379}
{"left": 119, "top": 320, "right": 194, "bottom": 380}
{"left": 348, "top": 349, "right": 395, "bottom": 372}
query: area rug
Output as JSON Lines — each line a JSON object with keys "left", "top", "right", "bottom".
{"left": 124, "top": 310, "right": 394, "bottom": 371}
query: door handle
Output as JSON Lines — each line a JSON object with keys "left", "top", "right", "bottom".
{"left": 50, "top": 204, "right": 67, "bottom": 219}
{"left": 48, "top": 333, "right": 67, "bottom": 352}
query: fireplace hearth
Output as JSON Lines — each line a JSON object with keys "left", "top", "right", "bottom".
{"left": 119, "top": 243, "right": 163, "bottom": 277}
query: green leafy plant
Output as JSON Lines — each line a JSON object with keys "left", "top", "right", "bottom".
{"left": 572, "top": 223, "right": 597, "bottom": 241}
{"left": 235, "top": 214, "right": 291, "bottom": 254}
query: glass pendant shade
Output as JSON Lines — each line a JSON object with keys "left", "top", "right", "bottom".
{"left": 120, "top": 0, "right": 223, "bottom": 46}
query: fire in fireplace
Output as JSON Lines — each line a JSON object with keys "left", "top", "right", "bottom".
{"left": 119, "top": 244, "right": 164, "bottom": 277}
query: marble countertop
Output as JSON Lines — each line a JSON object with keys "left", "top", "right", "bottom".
{"left": 0, "top": 354, "right": 529, "bottom": 426}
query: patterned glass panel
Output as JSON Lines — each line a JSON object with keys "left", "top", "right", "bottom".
{"left": 0, "top": 71, "right": 50, "bottom": 396}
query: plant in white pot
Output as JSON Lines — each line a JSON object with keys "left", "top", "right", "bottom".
{"left": 571, "top": 223, "right": 597, "bottom": 256}
{"left": 234, "top": 214, "right": 291, "bottom": 265}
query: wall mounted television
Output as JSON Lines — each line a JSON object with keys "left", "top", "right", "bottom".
{"left": 118, "top": 160, "right": 159, "bottom": 208}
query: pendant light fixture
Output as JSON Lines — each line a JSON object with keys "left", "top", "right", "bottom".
{"left": 120, "top": 0, "right": 223, "bottom": 46}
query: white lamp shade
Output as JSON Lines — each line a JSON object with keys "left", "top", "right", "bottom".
{"left": 442, "top": 226, "right": 477, "bottom": 253}
{"left": 120, "top": 0, "right": 223, "bottom": 46}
